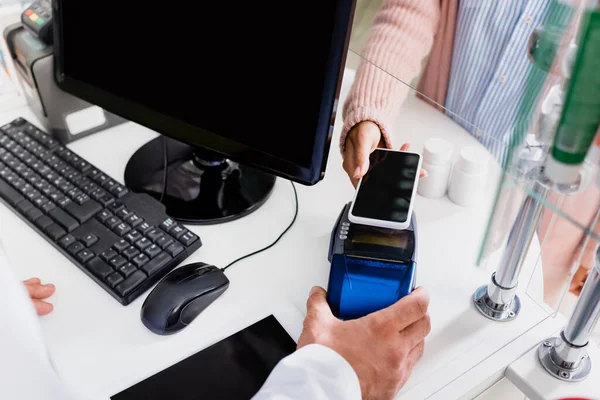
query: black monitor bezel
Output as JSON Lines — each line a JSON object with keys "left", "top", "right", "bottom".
{"left": 52, "top": 1, "right": 356, "bottom": 185}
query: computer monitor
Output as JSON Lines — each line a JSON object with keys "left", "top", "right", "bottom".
{"left": 52, "top": 1, "right": 356, "bottom": 224}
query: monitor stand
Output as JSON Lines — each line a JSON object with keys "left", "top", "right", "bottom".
{"left": 123, "top": 136, "right": 276, "bottom": 224}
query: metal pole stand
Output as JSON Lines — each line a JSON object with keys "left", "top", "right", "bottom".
{"left": 538, "top": 245, "right": 600, "bottom": 382}
{"left": 473, "top": 166, "right": 551, "bottom": 322}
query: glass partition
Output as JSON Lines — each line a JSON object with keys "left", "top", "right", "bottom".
{"left": 342, "top": 0, "right": 600, "bottom": 356}
{"left": 348, "top": 0, "right": 600, "bottom": 322}
{"left": 338, "top": 49, "right": 554, "bottom": 398}
{"left": 347, "top": 0, "right": 577, "bottom": 157}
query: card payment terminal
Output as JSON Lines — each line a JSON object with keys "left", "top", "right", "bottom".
{"left": 326, "top": 202, "right": 418, "bottom": 320}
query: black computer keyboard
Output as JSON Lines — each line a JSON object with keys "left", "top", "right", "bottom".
{"left": 0, "top": 117, "right": 202, "bottom": 305}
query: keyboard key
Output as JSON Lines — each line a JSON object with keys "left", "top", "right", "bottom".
{"left": 76, "top": 249, "right": 94, "bottom": 264}
{"left": 124, "top": 213, "right": 142, "bottom": 227}
{"left": 105, "top": 272, "right": 124, "bottom": 288}
{"left": 16, "top": 199, "right": 33, "bottom": 213}
{"left": 65, "top": 200, "right": 102, "bottom": 223}
{"left": 41, "top": 201, "right": 56, "bottom": 214}
{"left": 132, "top": 253, "right": 150, "bottom": 268}
{"left": 75, "top": 194, "right": 90, "bottom": 205}
{"left": 98, "top": 193, "right": 115, "bottom": 207}
{"left": 67, "top": 241, "right": 85, "bottom": 256}
{"left": 0, "top": 179, "right": 24, "bottom": 205}
{"left": 102, "top": 179, "right": 118, "bottom": 191}
{"left": 116, "top": 208, "right": 130, "bottom": 220}
{"left": 113, "top": 239, "right": 129, "bottom": 252}
{"left": 94, "top": 173, "right": 108, "bottom": 185}
{"left": 142, "top": 252, "right": 172, "bottom": 276}
{"left": 33, "top": 196, "right": 48, "bottom": 209}
{"left": 155, "top": 235, "right": 174, "bottom": 249}
{"left": 122, "top": 246, "right": 140, "bottom": 260}
{"left": 86, "top": 257, "right": 113, "bottom": 280}
{"left": 100, "top": 249, "right": 118, "bottom": 262}
{"left": 118, "top": 263, "right": 137, "bottom": 278}
{"left": 34, "top": 215, "right": 53, "bottom": 230}
{"left": 95, "top": 209, "right": 112, "bottom": 223}
{"left": 57, "top": 197, "right": 72, "bottom": 208}
{"left": 146, "top": 229, "right": 163, "bottom": 242}
{"left": 44, "top": 223, "right": 66, "bottom": 241}
{"left": 104, "top": 216, "right": 120, "bottom": 229}
{"left": 111, "top": 184, "right": 128, "bottom": 198}
{"left": 88, "top": 169, "right": 100, "bottom": 179}
{"left": 67, "top": 188, "right": 82, "bottom": 199}
{"left": 134, "top": 237, "right": 151, "bottom": 251}
{"left": 58, "top": 234, "right": 76, "bottom": 249}
{"left": 144, "top": 244, "right": 161, "bottom": 259}
{"left": 74, "top": 159, "right": 91, "bottom": 172}
{"left": 114, "top": 270, "right": 146, "bottom": 297}
{"left": 109, "top": 255, "right": 127, "bottom": 269}
{"left": 136, "top": 222, "right": 152, "bottom": 235}
{"left": 113, "top": 222, "right": 131, "bottom": 236}
{"left": 81, "top": 233, "right": 98, "bottom": 247}
{"left": 179, "top": 231, "right": 199, "bottom": 246}
{"left": 165, "top": 243, "right": 184, "bottom": 257}
{"left": 49, "top": 208, "right": 79, "bottom": 232}
{"left": 169, "top": 225, "right": 186, "bottom": 239}
{"left": 160, "top": 218, "right": 177, "bottom": 232}
{"left": 125, "top": 230, "right": 142, "bottom": 244}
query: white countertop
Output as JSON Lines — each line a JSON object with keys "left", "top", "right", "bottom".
{"left": 0, "top": 68, "right": 555, "bottom": 399}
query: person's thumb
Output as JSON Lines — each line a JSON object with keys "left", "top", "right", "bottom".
{"left": 352, "top": 123, "right": 380, "bottom": 178}
{"left": 306, "top": 286, "right": 333, "bottom": 322}
{"left": 353, "top": 144, "right": 370, "bottom": 179}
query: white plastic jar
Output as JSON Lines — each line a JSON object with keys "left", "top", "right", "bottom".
{"left": 448, "top": 146, "right": 489, "bottom": 207}
{"left": 417, "top": 137, "right": 453, "bottom": 198}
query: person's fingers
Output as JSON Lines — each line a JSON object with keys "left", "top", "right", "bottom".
{"left": 25, "top": 282, "right": 55, "bottom": 299}
{"left": 348, "top": 123, "right": 381, "bottom": 178}
{"left": 399, "top": 314, "right": 431, "bottom": 350}
{"left": 23, "top": 277, "right": 41, "bottom": 284}
{"left": 343, "top": 140, "right": 358, "bottom": 176}
{"left": 32, "top": 298, "right": 53, "bottom": 315}
{"left": 306, "top": 286, "right": 333, "bottom": 322}
{"left": 348, "top": 136, "right": 372, "bottom": 180}
{"left": 405, "top": 341, "right": 425, "bottom": 368}
{"left": 375, "top": 287, "right": 430, "bottom": 331}
{"left": 420, "top": 169, "right": 428, "bottom": 178}
{"left": 400, "top": 143, "right": 411, "bottom": 151}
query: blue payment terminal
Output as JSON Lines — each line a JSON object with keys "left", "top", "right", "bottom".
{"left": 326, "top": 202, "right": 418, "bottom": 320}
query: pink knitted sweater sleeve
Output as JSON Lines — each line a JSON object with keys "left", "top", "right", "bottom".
{"left": 341, "top": 0, "right": 440, "bottom": 151}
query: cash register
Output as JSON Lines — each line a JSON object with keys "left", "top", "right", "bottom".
{"left": 2, "top": 1, "right": 125, "bottom": 144}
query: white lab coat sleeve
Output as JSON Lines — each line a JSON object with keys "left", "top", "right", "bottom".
{"left": 0, "top": 243, "right": 92, "bottom": 400}
{"left": 251, "top": 343, "right": 362, "bottom": 400}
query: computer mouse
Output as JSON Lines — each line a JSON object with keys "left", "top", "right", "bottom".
{"left": 140, "top": 262, "right": 229, "bottom": 335}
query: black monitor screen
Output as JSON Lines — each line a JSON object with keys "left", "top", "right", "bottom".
{"left": 110, "top": 315, "right": 297, "bottom": 400}
{"left": 55, "top": 2, "right": 354, "bottom": 183}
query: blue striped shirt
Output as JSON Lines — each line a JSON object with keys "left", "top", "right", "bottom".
{"left": 444, "top": 0, "right": 569, "bottom": 164}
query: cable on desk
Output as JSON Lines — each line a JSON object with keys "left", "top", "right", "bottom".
{"left": 221, "top": 181, "right": 298, "bottom": 272}
{"left": 159, "top": 136, "right": 168, "bottom": 203}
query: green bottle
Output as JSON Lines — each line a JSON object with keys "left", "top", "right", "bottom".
{"left": 545, "top": 8, "right": 600, "bottom": 184}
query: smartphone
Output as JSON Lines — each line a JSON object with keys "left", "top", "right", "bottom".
{"left": 348, "top": 148, "right": 422, "bottom": 230}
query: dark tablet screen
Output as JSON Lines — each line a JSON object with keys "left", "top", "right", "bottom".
{"left": 111, "top": 315, "right": 297, "bottom": 400}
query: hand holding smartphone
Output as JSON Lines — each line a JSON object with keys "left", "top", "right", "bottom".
{"left": 348, "top": 148, "right": 422, "bottom": 230}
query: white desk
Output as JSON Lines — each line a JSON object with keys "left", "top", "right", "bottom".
{"left": 0, "top": 68, "right": 555, "bottom": 399}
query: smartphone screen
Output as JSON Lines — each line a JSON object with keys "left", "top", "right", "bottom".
{"left": 351, "top": 150, "right": 420, "bottom": 225}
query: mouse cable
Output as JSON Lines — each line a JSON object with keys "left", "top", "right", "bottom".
{"left": 221, "top": 181, "right": 298, "bottom": 272}
{"left": 159, "top": 135, "right": 169, "bottom": 203}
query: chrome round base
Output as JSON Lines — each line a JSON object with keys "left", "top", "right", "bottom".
{"left": 473, "top": 285, "right": 521, "bottom": 322}
{"left": 538, "top": 337, "right": 591, "bottom": 382}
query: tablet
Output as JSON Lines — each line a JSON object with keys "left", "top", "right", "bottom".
{"left": 109, "top": 305, "right": 303, "bottom": 400}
